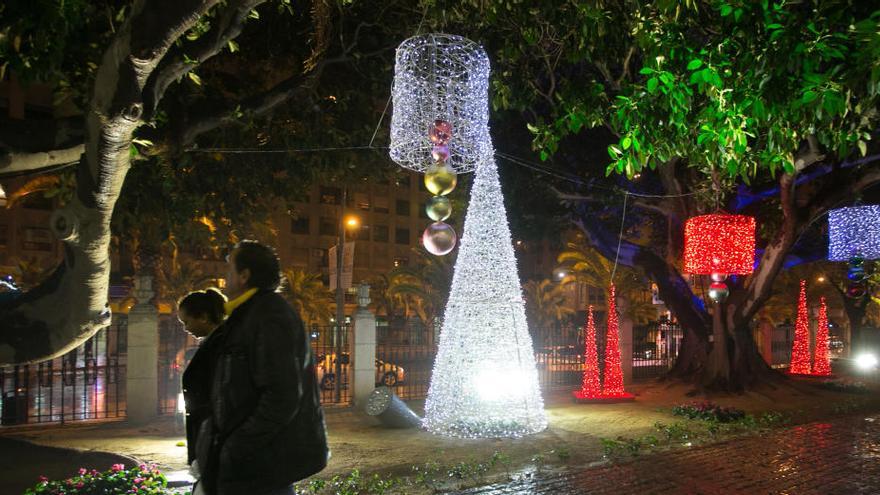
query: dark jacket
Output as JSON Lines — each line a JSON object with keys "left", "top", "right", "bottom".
{"left": 182, "top": 327, "right": 223, "bottom": 465}
{"left": 196, "top": 290, "right": 329, "bottom": 495}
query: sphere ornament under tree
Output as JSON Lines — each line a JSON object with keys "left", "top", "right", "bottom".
{"left": 426, "top": 195, "right": 452, "bottom": 221}
{"left": 422, "top": 222, "right": 457, "bottom": 256}
{"left": 390, "top": 33, "right": 492, "bottom": 174}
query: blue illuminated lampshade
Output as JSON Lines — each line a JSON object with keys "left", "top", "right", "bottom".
{"left": 828, "top": 205, "right": 880, "bottom": 261}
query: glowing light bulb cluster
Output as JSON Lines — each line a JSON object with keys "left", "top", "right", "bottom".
{"left": 389, "top": 33, "right": 491, "bottom": 173}
{"left": 828, "top": 205, "right": 880, "bottom": 261}
{"left": 423, "top": 157, "right": 547, "bottom": 438}
{"left": 684, "top": 213, "right": 756, "bottom": 303}
{"left": 789, "top": 280, "right": 812, "bottom": 375}
{"left": 812, "top": 296, "right": 832, "bottom": 376}
{"left": 829, "top": 206, "right": 879, "bottom": 299}
{"left": 601, "top": 284, "right": 629, "bottom": 397}
{"left": 572, "top": 305, "right": 601, "bottom": 399}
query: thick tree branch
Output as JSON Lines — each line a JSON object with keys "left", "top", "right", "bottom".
{"left": 143, "top": 0, "right": 266, "bottom": 118}
{"left": 0, "top": 145, "right": 83, "bottom": 177}
{"left": 0, "top": 0, "right": 220, "bottom": 365}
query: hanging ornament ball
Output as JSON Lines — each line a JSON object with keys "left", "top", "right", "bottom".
{"left": 426, "top": 195, "right": 452, "bottom": 221}
{"left": 424, "top": 162, "right": 457, "bottom": 196}
{"left": 847, "top": 283, "right": 867, "bottom": 299}
{"left": 708, "top": 281, "right": 730, "bottom": 303}
{"left": 429, "top": 119, "right": 453, "bottom": 145}
{"left": 710, "top": 272, "right": 728, "bottom": 283}
{"left": 848, "top": 268, "right": 867, "bottom": 282}
{"left": 422, "top": 222, "right": 457, "bottom": 256}
{"left": 431, "top": 144, "right": 450, "bottom": 162}
{"left": 849, "top": 255, "right": 865, "bottom": 268}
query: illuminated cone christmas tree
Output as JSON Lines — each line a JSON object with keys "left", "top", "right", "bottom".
{"left": 423, "top": 157, "right": 547, "bottom": 438}
{"left": 813, "top": 297, "right": 832, "bottom": 376}
{"left": 601, "top": 284, "right": 631, "bottom": 397}
{"left": 573, "top": 305, "right": 601, "bottom": 399}
{"left": 789, "top": 280, "right": 812, "bottom": 375}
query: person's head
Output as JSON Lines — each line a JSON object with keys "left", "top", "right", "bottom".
{"left": 225, "top": 240, "right": 281, "bottom": 297}
{"left": 178, "top": 288, "right": 226, "bottom": 338}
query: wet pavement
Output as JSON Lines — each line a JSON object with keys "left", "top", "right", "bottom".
{"left": 452, "top": 413, "right": 880, "bottom": 495}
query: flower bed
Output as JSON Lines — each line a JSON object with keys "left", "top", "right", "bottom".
{"left": 25, "top": 463, "right": 178, "bottom": 495}
{"left": 672, "top": 401, "right": 746, "bottom": 423}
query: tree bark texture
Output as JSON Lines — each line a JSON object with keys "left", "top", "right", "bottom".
{"left": 0, "top": 0, "right": 223, "bottom": 365}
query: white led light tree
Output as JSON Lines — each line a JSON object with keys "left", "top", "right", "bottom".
{"left": 423, "top": 156, "right": 547, "bottom": 438}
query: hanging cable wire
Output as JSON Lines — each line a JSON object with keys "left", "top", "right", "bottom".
{"left": 610, "top": 192, "right": 628, "bottom": 283}
{"left": 368, "top": 4, "right": 430, "bottom": 148}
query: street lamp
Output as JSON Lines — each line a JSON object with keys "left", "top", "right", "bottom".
{"left": 817, "top": 275, "right": 826, "bottom": 283}
{"left": 334, "top": 190, "right": 360, "bottom": 402}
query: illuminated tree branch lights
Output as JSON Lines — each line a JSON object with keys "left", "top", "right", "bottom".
{"left": 573, "top": 305, "right": 601, "bottom": 399}
{"left": 812, "top": 297, "right": 832, "bottom": 376}
{"left": 789, "top": 280, "right": 812, "bottom": 375}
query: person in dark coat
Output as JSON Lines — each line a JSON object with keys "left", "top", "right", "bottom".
{"left": 196, "top": 240, "right": 329, "bottom": 495}
{"left": 177, "top": 288, "right": 227, "bottom": 495}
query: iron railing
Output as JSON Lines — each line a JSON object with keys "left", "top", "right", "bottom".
{"left": 0, "top": 317, "right": 127, "bottom": 426}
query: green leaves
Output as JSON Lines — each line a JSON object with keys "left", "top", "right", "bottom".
{"left": 686, "top": 59, "right": 703, "bottom": 71}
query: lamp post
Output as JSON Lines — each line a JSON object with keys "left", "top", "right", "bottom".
{"left": 334, "top": 188, "right": 359, "bottom": 403}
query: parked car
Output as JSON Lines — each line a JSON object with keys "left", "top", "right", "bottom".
{"left": 315, "top": 352, "right": 405, "bottom": 390}
{"left": 535, "top": 345, "right": 584, "bottom": 372}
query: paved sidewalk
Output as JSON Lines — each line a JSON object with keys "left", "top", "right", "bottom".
{"left": 453, "top": 413, "right": 880, "bottom": 494}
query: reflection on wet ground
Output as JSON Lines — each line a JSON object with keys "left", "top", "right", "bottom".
{"left": 452, "top": 414, "right": 880, "bottom": 494}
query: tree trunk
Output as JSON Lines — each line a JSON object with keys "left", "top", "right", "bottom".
{"left": 841, "top": 295, "right": 868, "bottom": 353}
{"left": 0, "top": 0, "right": 221, "bottom": 366}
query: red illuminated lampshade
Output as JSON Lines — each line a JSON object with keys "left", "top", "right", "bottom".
{"left": 684, "top": 213, "right": 756, "bottom": 275}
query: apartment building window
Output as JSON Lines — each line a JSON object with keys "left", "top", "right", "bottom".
{"left": 373, "top": 196, "right": 389, "bottom": 214}
{"left": 354, "top": 192, "right": 371, "bottom": 211}
{"left": 22, "top": 227, "right": 53, "bottom": 251}
{"left": 395, "top": 174, "right": 411, "bottom": 187}
{"left": 319, "top": 216, "right": 337, "bottom": 236}
{"left": 373, "top": 225, "right": 389, "bottom": 242}
{"left": 319, "top": 186, "right": 341, "bottom": 205}
{"left": 393, "top": 256, "right": 408, "bottom": 268}
{"left": 0, "top": 225, "right": 7, "bottom": 247}
{"left": 396, "top": 199, "right": 410, "bottom": 216}
{"left": 395, "top": 227, "right": 410, "bottom": 245}
{"left": 290, "top": 217, "right": 310, "bottom": 235}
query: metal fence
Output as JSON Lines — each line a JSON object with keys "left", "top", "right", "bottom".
{"left": 632, "top": 322, "right": 683, "bottom": 380}
{"left": 0, "top": 317, "right": 127, "bottom": 426}
{"left": 158, "top": 316, "right": 199, "bottom": 415}
{"left": 308, "top": 325, "right": 352, "bottom": 406}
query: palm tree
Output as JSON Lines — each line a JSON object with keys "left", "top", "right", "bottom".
{"left": 522, "top": 279, "right": 575, "bottom": 336}
{"left": 282, "top": 267, "right": 334, "bottom": 326}
{"left": 387, "top": 250, "right": 455, "bottom": 328}
{"left": 557, "top": 239, "right": 656, "bottom": 324}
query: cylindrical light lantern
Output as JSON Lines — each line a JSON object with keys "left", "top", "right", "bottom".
{"left": 684, "top": 213, "right": 756, "bottom": 302}
{"left": 389, "top": 33, "right": 492, "bottom": 174}
{"left": 828, "top": 205, "right": 880, "bottom": 261}
{"left": 828, "top": 205, "right": 880, "bottom": 298}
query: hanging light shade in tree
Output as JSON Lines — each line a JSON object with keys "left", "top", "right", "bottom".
{"left": 683, "top": 213, "right": 756, "bottom": 276}
{"left": 827, "top": 205, "right": 880, "bottom": 261}
{"left": 389, "top": 33, "right": 492, "bottom": 174}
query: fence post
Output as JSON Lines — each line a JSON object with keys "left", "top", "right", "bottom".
{"left": 352, "top": 283, "right": 376, "bottom": 408}
{"left": 126, "top": 276, "right": 159, "bottom": 423}
{"left": 757, "top": 320, "right": 774, "bottom": 365}
{"left": 618, "top": 297, "right": 634, "bottom": 385}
